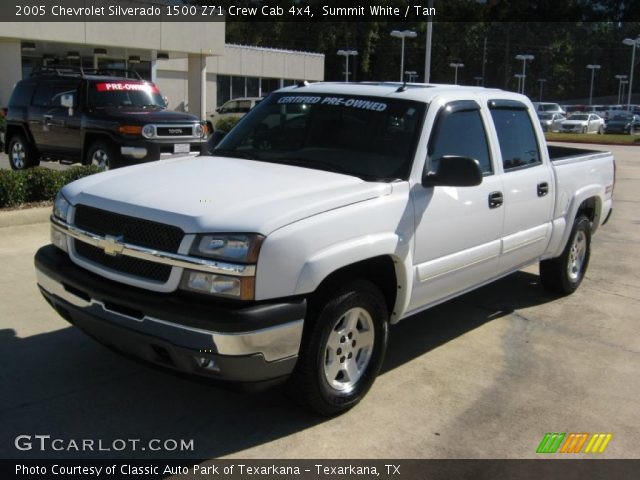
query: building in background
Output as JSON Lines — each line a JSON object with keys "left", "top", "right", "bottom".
{"left": 0, "top": 21, "right": 324, "bottom": 118}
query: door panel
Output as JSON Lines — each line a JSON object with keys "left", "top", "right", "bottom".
{"left": 408, "top": 100, "right": 504, "bottom": 312}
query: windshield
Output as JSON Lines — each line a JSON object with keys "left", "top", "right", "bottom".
{"left": 541, "top": 104, "right": 559, "bottom": 111}
{"left": 88, "top": 81, "right": 165, "bottom": 108}
{"left": 215, "top": 93, "right": 427, "bottom": 181}
{"left": 569, "top": 114, "right": 589, "bottom": 120}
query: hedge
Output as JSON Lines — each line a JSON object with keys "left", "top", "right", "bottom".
{"left": 0, "top": 165, "right": 101, "bottom": 209}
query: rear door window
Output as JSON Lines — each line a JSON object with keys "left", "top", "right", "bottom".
{"left": 9, "top": 83, "right": 35, "bottom": 107}
{"left": 489, "top": 103, "right": 541, "bottom": 171}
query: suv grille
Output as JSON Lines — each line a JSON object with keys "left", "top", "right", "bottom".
{"left": 156, "top": 126, "right": 194, "bottom": 137}
{"left": 73, "top": 205, "right": 184, "bottom": 282}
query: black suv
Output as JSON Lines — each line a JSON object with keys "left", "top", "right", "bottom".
{"left": 4, "top": 67, "right": 209, "bottom": 170}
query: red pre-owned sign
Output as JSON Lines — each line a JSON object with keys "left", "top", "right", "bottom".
{"left": 96, "top": 82, "right": 159, "bottom": 93}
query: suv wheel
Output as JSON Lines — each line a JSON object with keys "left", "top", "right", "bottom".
{"left": 86, "top": 141, "right": 116, "bottom": 170}
{"left": 9, "top": 134, "right": 38, "bottom": 170}
{"left": 286, "top": 279, "right": 389, "bottom": 416}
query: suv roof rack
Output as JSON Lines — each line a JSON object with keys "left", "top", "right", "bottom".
{"left": 30, "top": 66, "right": 143, "bottom": 80}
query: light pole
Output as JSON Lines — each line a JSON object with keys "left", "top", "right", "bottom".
{"left": 515, "top": 54, "right": 534, "bottom": 94}
{"left": 391, "top": 30, "right": 417, "bottom": 82}
{"left": 615, "top": 75, "right": 628, "bottom": 104}
{"left": 621, "top": 80, "right": 629, "bottom": 104}
{"left": 586, "top": 64, "right": 601, "bottom": 106}
{"left": 514, "top": 74, "right": 524, "bottom": 93}
{"left": 537, "top": 78, "right": 547, "bottom": 101}
{"left": 449, "top": 62, "right": 464, "bottom": 85}
{"left": 405, "top": 70, "right": 418, "bottom": 82}
{"left": 622, "top": 37, "right": 640, "bottom": 111}
{"left": 337, "top": 49, "right": 358, "bottom": 82}
{"left": 474, "top": 76, "right": 483, "bottom": 86}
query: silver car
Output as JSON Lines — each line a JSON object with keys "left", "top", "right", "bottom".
{"left": 560, "top": 113, "right": 605, "bottom": 134}
{"left": 538, "top": 112, "right": 565, "bottom": 132}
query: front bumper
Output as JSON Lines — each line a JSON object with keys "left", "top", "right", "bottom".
{"left": 117, "top": 137, "right": 208, "bottom": 163}
{"left": 35, "top": 245, "right": 305, "bottom": 384}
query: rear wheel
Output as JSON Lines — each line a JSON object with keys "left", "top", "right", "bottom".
{"left": 581, "top": 126, "right": 587, "bottom": 134}
{"left": 598, "top": 125, "right": 604, "bottom": 134}
{"left": 85, "top": 140, "right": 117, "bottom": 170}
{"left": 286, "top": 279, "right": 389, "bottom": 416}
{"left": 8, "top": 134, "right": 38, "bottom": 170}
{"left": 540, "top": 215, "right": 591, "bottom": 295}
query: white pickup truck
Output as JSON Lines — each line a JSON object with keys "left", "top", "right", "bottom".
{"left": 35, "top": 83, "right": 615, "bottom": 415}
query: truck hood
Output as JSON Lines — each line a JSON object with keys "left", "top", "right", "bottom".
{"left": 64, "top": 156, "right": 392, "bottom": 234}
{"left": 88, "top": 108, "right": 199, "bottom": 123}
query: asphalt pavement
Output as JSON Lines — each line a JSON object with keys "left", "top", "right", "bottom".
{"left": 0, "top": 143, "right": 638, "bottom": 460}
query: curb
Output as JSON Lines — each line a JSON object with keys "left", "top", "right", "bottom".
{"left": 0, "top": 206, "right": 51, "bottom": 228}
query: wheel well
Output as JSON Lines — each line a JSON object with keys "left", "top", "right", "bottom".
{"left": 4, "top": 125, "right": 30, "bottom": 153}
{"left": 309, "top": 256, "right": 398, "bottom": 315}
{"left": 83, "top": 133, "right": 111, "bottom": 161}
{"left": 577, "top": 197, "right": 599, "bottom": 223}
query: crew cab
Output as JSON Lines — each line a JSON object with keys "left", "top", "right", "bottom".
{"left": 34, "top": 83, "right": 615, "bottom": 415}
{"left": 4, "top": 67, "right": 209, "bottom": 170}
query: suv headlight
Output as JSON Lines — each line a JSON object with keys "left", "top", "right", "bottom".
{"left": 141, "top": 124, "right": 156, "bottom": 138}
{"left": 180, "top": 233, "right": 264, "bottom": 300}
{"left": 194, "top": 123, "right": 205, "bottom": 138}
{"left": 53, "top": 191, "right": 71, "bottom": 222}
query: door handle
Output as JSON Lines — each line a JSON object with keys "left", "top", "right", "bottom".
{"left": 537, "top": 182, "right": 549, "bottom": 197}
{"left": 488, "top": 191, "right": 503, "bottom": 209}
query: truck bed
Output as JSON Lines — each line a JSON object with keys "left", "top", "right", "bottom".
{"left": 548, "top": 145, "right": 611, "bottom": 164}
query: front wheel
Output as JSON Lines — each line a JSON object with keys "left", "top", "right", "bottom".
{"left": 540, "top": 215, "right": 591, "bottom": 295}
{"left": 286, "top": 279, "right": 389, "bottom": 416}
{"left": 85, "top": 140, "right": 118, "bottom": 170}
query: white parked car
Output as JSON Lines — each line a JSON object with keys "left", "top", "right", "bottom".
{"left": 36, "top": 82, "right": 615, "bottom": 415}
{"left": 210, "top": 97, "right": 262, "bottom": 126}
{"left": 560, "top": 113, "right": 605, "bottom": 134}
{"left": 533, "top": 102, "right": 565, "bottom": 115}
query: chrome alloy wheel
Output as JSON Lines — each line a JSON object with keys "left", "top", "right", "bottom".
{"left": 567, "top": 230, "right": 587, "bottom": 282}
{"left": 323, "top": 307, "right": 375, "bottom": 392}
{"left": 91, "top": 149, "right": 110, "bottom": 170}
{"left": 11, "top": 141, "right": 26, "bottom": 169}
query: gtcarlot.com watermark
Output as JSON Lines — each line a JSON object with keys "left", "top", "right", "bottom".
{"left": 15, "top": 434, "right": 194, "bottom": 452}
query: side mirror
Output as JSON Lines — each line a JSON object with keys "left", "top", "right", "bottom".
{"left": 422, "top": 156, "right": 483, "bottom": 188}
{"left": 61, "top": 94, "right": 74, "bottom": 109}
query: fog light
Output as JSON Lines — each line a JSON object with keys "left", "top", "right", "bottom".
{"left": 51, "top": 227, "right": 68, "bottom": 252}
{"left": 195, "top": 356, "right": 219, "bottom": 371}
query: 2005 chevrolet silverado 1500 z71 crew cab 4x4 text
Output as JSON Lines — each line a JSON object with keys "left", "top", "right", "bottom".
{"left": 35, "top": 83, "right": 615, "bottom": 415}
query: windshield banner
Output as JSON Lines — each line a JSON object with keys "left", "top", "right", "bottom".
{"left": 95, "top": 82, "right": 159, "bottom": 93}
{"left": 277, "top": 95, "right": 387, "bottom": 112}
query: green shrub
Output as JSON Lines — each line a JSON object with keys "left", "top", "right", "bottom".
{"left": 0, "top": 165, "right": 100, "bottom": 209}
{"left": 214, "top": 116, "right": 241, "bottom": 133}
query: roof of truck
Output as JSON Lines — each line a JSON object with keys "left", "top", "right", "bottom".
{"left": 276, "top": 81, "right": 509, "bottom": 103}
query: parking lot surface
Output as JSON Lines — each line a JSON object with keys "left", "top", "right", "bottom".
{"left": 0, "top": 144, "right": 638, "bottom": 460}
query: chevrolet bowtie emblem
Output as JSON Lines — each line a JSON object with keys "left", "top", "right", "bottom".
{"left": 98, "top": 234, "right": 125, "bottom": 256}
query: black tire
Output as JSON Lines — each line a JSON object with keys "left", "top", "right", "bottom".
{"left": 286, "top": 279, "right": 389, "bottom": 416}
{"left": 540, "top": 215, "right": 591, "bottom": 295}
{"left": 85, "top": 140, "right": 118, "bottom": 170}
{"left": 598, "top": 125, "right": 604, "bottom": 134}
{"left": 581, "top": 126, "right": 587, "bottom": 134}
{"left": 8, "top": 134, "right": 38, "bottom": 170}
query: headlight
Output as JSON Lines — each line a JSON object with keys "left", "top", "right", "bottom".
{"left": 194, "top": 123, "right": 205, "bottom": 138}
{"left": 53, "top": 191, "right": 71, "bottom": 222}
{"left": 190, "top": 234, "right": 264, "bottom": 263}
{"left": 180, "top": 271, "right": 255, "bottom": 300}
{"left": 141, "top": 124, "right": 156, "bottom": 138}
